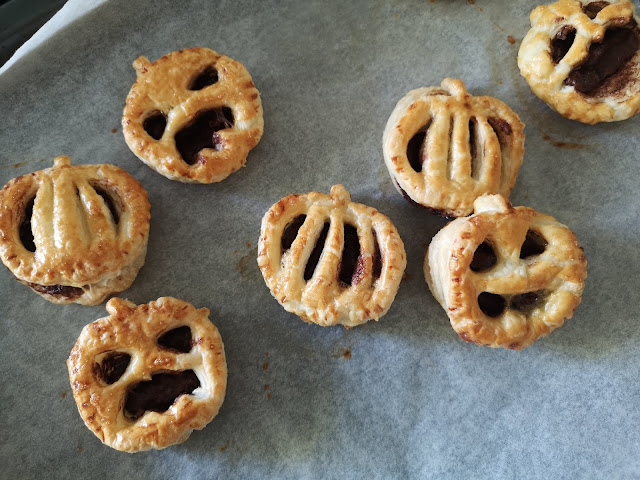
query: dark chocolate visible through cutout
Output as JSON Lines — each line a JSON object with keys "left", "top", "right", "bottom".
{"left": 583, "top": 1, "right": 610, "bottom": 19}
{"left": 20, "top": 196, "right": 36, "bottom": 252}
{"left": 478, "top": 292, "right": 506, "bottom": 317}
{"left": 282, "top": 215, "right": 307, "bottom": 251}
{"left": 565, "top": 21, "right": 639, "bottom": 94}
{"left": 143, "top": 111, "right": 167, "bottom": 141}
{"left": 27, "top": 282, "right": 84, "bottom": 300}
{"left": 339, "top": 224, "right": 361, "bottom": 286}
{"left": 189, "top": 66, "right": 219, "bottom": 90}
{"left": 175, "top": 107, "right": 234, "bottom": 165}
{"left": 470, "top": 241, "right": 497, "bottom": 272}
{"left": 372, "top": 231, "right": 382, "bottom": 282}
{"left": 92, "top": 185, "right": 120, "bottom": 226}
{"left": 469, "top": 117, "right": 481, "bottom": 179}
{"left": 157, "top": 326, "right": 192, "bottom": 353}
{"left": 551, "top": 26, "right": 577, "bottom": 64}
{"left": 510, "top": 291, "right": 542, "bottom": 312}
{"left": 304, "top": 222, "right": 330, "bottom": 281}
{"left": 96, "top": 352, "right": 131, "bottom": 385}
{"left": 520, "top": 230, "right": 547, "bottom": 259}
{"left": 124, "top": 370, "right": 200, "bottom": 421}
{"left": 407, "top": 121, "right": 431, "bottom": 173}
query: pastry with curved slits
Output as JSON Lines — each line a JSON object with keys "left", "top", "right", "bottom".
{"left": 518, "top": 0, "right": 640, "bottom": 123}
{"left": 258, "top": 185, "right": 406, "bottom": 327}
{"left": 383, "top": 78, "right": 525, "bottom": 218}
{"left": 425, "top": 194, "right": 587, "bottom": 350}
{"left": 67, "top": 297, "right": 227, "bottom": 452}
{"left": 122, "top": 47, "right": 264, "bottom": 183}
{"left": 0, "top": 155, "right": 150, "bottom": 305}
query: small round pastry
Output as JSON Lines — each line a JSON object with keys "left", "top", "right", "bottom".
{"left": 258, "top": 184, "right": 406, "bottom": 327}
{"left": 518, "top": 0, "right": 640, "bottom": 124}
{"left": 122, "top": 47, "right": 264, "bottom": 183}
{"left": 67, "top": 297, "right": 227, "bottom": 452}
{"left": 0, "top": 155, "right": 150, "bottom": 305}
{"left": 383, "top": 78, "right": 525, "bottom": 218}
{"left": 424, "top": 194, "right": 587, "bottom": 350}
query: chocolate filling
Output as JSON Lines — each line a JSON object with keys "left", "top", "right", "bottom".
{"left": 175, "top": 107, "right": 234, "bottom": 165}
{"left": 520, "top": 230, "right": 547, "bottom": 259}
{"left": 478, "top": 292, "right": 506, "bottom": 317}
{"left": 372, "top": 232, "right": 382, "bottom": 282}
{"left": 510, "top": 291, "right": 542, "bottom": 312}
{"left": 551, "top": 26, "right": 577, "bottom": 64}
{"left": 566, "top": 21, "right": 639, "bottom": 94}
{"left": 487, "top": 117, "right": 512, "bottom": 144}
{"left": 19, "top": 197, "right": 36, "bottom": 252}
{"left": 95, "top": 352, "right": 131, "bottom": 385}
{"left": 143, "top": 111, "right": 167, "bottom": 140}
{"left": 27, "top": 282, "right": 84, "bottom": 299}
{"left": 281, "top": 215, "right": 307, "bottom": 251}
{"left": 157, "top": 326, "right": 192, "bottom": 353}
{"left": 92, "top": 185, "right": 120, "bottom": 226}
{"left": 188, "top": 66, "right": 219, "bottom": 90}
{"left": 339, "top": 224, "right": 361, "bottom": 286}
{"left": 394, "top": 180, "right": 455, "bottom": 219}
{"left": 407, "top": 121, "right": 431, "bottom": 173}
{"left": 469, "top": 117, "right": 481, "bottom": 179}
{"left": 124, "top": 370, "right": 200, "bottom": 420}
{"left": 583, "top": 1, "right": 610, "bottom": 19}
{"left": 470, "top": 241, "right": 497, "bottom": 272}
{"left": 304, "top": 222, "right": 330, "bottom": 281}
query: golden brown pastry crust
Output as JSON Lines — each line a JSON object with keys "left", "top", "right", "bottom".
{"left": 518, "top": 0, "right": 640, "bottom": 124}
{"left": 258, "top": 185, "right": 406, "bottom": 327}
{"left": 67, "top": 297, "right": 227, "bottom": 452}
{"left": 0, "top": 156, "right": 150, "bottom": 305}
{"left": 122, "top": 47, "right": 264, "bottom": 183}
{"left": 383, "top": 78, "right": 525, "bottom": 218}
{"left": 425, "top": 194, "right": 587, "bottom": 350}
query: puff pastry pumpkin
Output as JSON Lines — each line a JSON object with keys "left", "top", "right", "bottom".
{"left": 67, "top": 297, "right": 227, "bottom": 452}
{"left": 0, "top": 156, "right": 150, "bottom": 305}
{"left": 258, "top": 185, "right": 406, "bottom": 327}
{"left": 425, "top": 194, "right": 587, "bottom": 350}
{"left": 518, "top": 0, "right": 640, "bottom": 123}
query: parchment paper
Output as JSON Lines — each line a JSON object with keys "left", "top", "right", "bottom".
{"left": 1, "top": 1, "right": 639, "bottom": 478}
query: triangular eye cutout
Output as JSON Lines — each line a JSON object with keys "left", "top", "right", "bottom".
{"left": 143, "top": 111, "right": 167, "bottom": 140}
{"left": 188, "top": 66, "right": 219, "bottom": 90}
{"left": 19, "top": 196, "right": 36, "bottom": 252}
{"left": 551, "top": 26, "right": 576, "bottom": 64}
{"left": 470, "top": 241, "right": 496, "bottom": 272}
{"left": 95, "top": 352, "right": 131, "bottom": 385}
{"left": 157, "top": 326, "right": 192, "bottom": 353}
{"left": 520, "top": 230, "right": 547, "bottom": 259}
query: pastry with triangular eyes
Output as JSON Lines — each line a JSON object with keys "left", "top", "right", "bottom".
{"left": 383, "top": 78, "right": 525, "bottom": 218}
{"left": 0, "top": 155, "right": 150, "bottom": 305}
{"left": 518, "top": 0, "right": 640, "bottom": 124}
{"left": 258, "top": 185, "right": 406, "bottom": 327}
{"left": 424, "top": 194, "right": 587, "bottom": 350}
{"left": 122, "top": 47, "right": 264, "bottom": 183}
{"left": 67, "top": 297, "right": 227, "bottom": 452}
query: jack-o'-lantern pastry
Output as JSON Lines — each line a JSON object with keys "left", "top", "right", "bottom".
{"left": 122, "top": 47, "right": 264, "bottom": 183}
{"left": 67, "top": 297, "right": 227, "bottom": 452}
{"left": 518, "top": 0, "right": 640, "bottom": 124}
{"left": 383, "top": 78, "right": 525, "bottom": 218}
{"left": 424, "top": 194, "right": 587, "bottom": 350}
{"left": 258, "top": 185, "right": 406, "bottom": 327}
{"left": 0, "top": 156, "right": 150, "bottom": 305}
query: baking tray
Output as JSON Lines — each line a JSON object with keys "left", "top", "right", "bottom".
{"left": 1, "top": 0, "right": 639, "bottom": 478}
